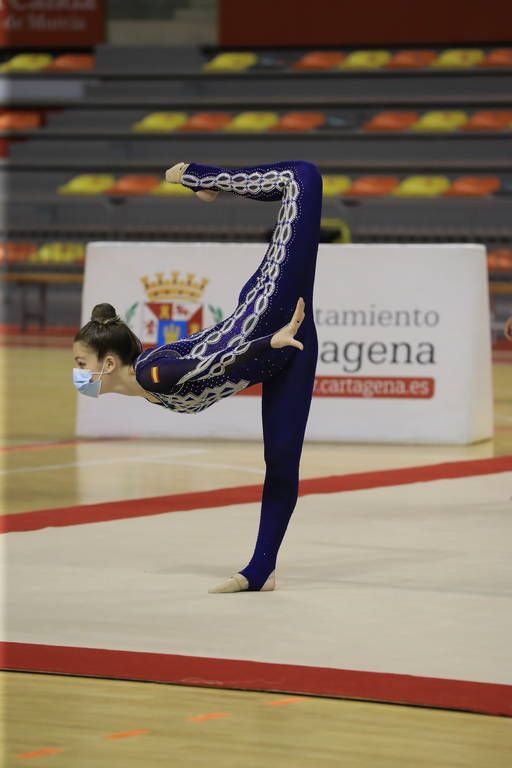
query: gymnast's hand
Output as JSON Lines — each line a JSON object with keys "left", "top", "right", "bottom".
{"left": 270, "top": 297, "right": 305, "bottom": 350}
{"left": 505, "top": 316, "right": 512, "bottom": 341}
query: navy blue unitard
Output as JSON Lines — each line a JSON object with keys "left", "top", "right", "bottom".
{"left": 135, "top": 161, "right": 322, "bottom": 589}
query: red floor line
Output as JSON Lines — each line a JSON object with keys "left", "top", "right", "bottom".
{"left": 1, "top": 642, "right": 510, "bottom": 717}
{"left": 2, "top": 456, "right": 512, "bottom": 534}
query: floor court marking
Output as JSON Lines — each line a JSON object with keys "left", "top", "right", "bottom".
{"left": 0, "top": 449, "right": 207, "bottom": 475}
{"left": 187, "top": 712, "right": 230, "bottom": 722}
{"left": 2, "top": 455, "right": 511, "bottom": 534}
{"left": 104, "top": 729, "right": 150, "bottom": 740}
{"left": 15, "top": 747, "right": 65, "bottom": 760}
{"left": 3, "top": 642, "right": 510, "bottom": 717}
{"left": 0, "top": 437, "right": 140, "bottom": 454}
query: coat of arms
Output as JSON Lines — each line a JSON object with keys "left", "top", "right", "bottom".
{"left": 139, "top": 271, "right": 210, "bottom": 349}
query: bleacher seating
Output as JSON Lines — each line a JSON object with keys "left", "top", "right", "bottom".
{"left": 0, "top": 43, "right": 510, "bottom": 267}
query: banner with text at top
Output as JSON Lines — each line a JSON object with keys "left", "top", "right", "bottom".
{"left": 76, "top": 243, "right": 492, "bottom": 444}
{"left": 0, "top": 0, "right": 104, "bottom": 47}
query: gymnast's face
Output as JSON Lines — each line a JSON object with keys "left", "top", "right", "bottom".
{"left": 73, "top": 341, "right": 117, "bottom": 390}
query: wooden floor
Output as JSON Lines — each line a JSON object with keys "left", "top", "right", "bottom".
{"left": 2, "top": 342, "right": 512, "bottom": 767}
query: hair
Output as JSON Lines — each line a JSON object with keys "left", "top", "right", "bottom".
{"left": 74, "top": 303, "right": 142, "bottom": 365}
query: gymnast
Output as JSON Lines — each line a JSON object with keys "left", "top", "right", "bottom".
{"left": 72, "top": 161, "right": 322, "bottom": 593}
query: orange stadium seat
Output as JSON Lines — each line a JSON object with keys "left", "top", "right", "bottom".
{"left": 341, "top": 50, "right": 391, "bottom": 69}
{"left": 46, "top": 54, "right": 95, "bottom": 71}
{"left": 445, "top": 176, "right": 501, "bottom": 196}
{"left": 348, "top": 176, "right": 400, "bottom": 196}
{"left": 431, "top": 49, "right": 485, "bottom": 68}
{"left": 321, "top": 175, "right": 352, "bottom": 196}
{"left": 204, "top": 52, "right": 257, "bottom": 72}
{"left": 487, "top": 249, "right": 512, "bottom": 272}
{"left": 480, "top": 48, "right": 512, "bottom": 67}
{"left": 106, "top": 176, "right": 160, "bottom": 195}
{"left": 293, "top": 51, "right": 345, "bottom": 70}
{"left": 272, "top": 112, "right": 326, "bottom": 131}
{"left": 180, "top": 112, "right": 233, "bottom": 131}
{"left": 393, "top": 176, "right": 451, "bottom": 197}
{"left": 0, "top": 242, "right": 38, "bottom": 264}
{"left": 463, "top": 111, "right": 512, "bottom": 131}
{"left": 387, "top": 50, "right": 437, "bottom": 68}
{"left": 363, "top": 111, "right": 419, "bottom": 131}
{"left": 225, "top": 112, "right": 280, "bottom": 131}
{"left": 413, "top": 110, "right": 468, "bottom": 131}
{"left": 0, "top": 110, "right": 43, "bottom": 130}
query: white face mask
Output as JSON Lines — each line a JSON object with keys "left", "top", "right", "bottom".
{"left": 72, "top": 361, "right": 106, "bottom": 398}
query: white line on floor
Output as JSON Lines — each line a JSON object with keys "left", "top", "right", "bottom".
{"left": 0, "top": 449, "right": 207, "bottom": 475}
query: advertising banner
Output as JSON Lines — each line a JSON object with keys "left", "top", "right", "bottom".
{"left": 0, "top": 0, "right": 104, "bottom": 47}
{"left": 76, "top": 243, "right": 493, "bottom": 444}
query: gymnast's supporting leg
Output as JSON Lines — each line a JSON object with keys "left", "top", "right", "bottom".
{"left": 166, "top": 160, "right": 322, "bottom": 592}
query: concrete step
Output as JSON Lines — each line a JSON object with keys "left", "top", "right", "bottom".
{"left": 107, "top": 20, "right": 216, "bottom": 46}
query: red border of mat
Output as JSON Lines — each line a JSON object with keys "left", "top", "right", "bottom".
{"left": 1, "top": 642, "right": 510, "bottom": 717}
{"left": 2, "top": 456, "right": 512, "bottom": 534}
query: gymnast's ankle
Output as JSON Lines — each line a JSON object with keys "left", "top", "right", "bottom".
{"left": 164, "top": 162, "right": 218, "bottom": 202}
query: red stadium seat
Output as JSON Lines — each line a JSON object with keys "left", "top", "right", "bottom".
{"left": 363, "top": 111, "right": 419, "bottom": 131}
{"left": 272, "top": 112, "right": 326, "bottom": 131}
{"left": 106, "top": 176, "right": 160, "bottom": 195}
{"left": 445, "top": 176, "right": 501, "bottom": 196}
{"left": 387, "top": 50, "right": 437, "bottom": 68}
{"left": 349, "top": 176, "right": 400, "bottom": 196}
{"left": 463, "top": 111, "right": 512, "bottom": 131}
{"left": 180, "top": 112, "right": 233, "bottom": 131}
{"left": 0, "top": 242, "right": 38, "bottom": 263}
{"left": 480, "top": 49, "right": 512, "bottom": 67}
{"left": 487, "top": 249, "right": 512, "bottom": 272}
{"left": 293, "top": 51, "right": 345, "bottom": 70}
{"left": 0, "top": 139, "right": 8, "bottom": 157}
{"left": 46, "top": 54, "right": 95, "bottom": 71}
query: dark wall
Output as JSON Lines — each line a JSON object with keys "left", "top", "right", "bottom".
{"left": 219, "top": 0, "right": 512, "bottom": 47}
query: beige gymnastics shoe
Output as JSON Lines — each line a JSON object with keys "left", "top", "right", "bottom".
{"left": 165, "top": 162, "right": 189, "bottom": 183}
{"left": 208, "top": 571, "right": 276, "bottom": 593}
{"left": 164, "top": 162, "right": 218, "bottom": 202}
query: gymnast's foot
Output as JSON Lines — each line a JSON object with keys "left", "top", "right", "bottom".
{"left": 208, "top": 570, "right": 276, "bottom": 593}
{"left": 164, "top": 162, "right": 218, "bottom": 202}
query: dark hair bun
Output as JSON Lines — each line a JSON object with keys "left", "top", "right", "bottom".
{"left": 91, "top": 303, "right": 120, "bottom": 326}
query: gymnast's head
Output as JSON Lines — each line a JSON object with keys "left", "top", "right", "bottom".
{"left": 72, "top": 303, "right": 143, "bottom": 398}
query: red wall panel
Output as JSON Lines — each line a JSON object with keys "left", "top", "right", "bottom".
{"left": 219, "top": 0, "right": 512, "bottom": 47}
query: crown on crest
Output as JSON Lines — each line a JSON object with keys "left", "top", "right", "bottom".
{"left": 140, "top": 271, "right": 209, "bottom": 301}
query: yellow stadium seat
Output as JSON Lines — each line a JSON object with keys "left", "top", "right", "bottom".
{"left": 132, "top": 112, "right": 188, "bottom": 132}
{"left": 150, "top": 182, "right": 194, "bottom": 197}
{"left": 30, "top": 242, "right": 85, "bottom": 264}
{"left": 321, "top": 175, "right": 352, "bottom": 196}
{"left": 204, "top": 52, "right": 257, "bottom": 72}
{"left": 413, "top": 110, "right": 468, "bottom": 131}
{"left": 225, "top": 112, "right": 280, "bottom": 132}
{"left": 0, "top": 53, "right": 53, "bottom": 72}
{"left": 393, "top": 176, "right": 451, "bottom": 197}
{"left": 58, "top": 175, "right": 116, "bottom": 195}
{"left": 341, "top": 50, "right": 391, "bottom": 69}
{"left": 431, "top": 49, "right": 485, "bottom": 68}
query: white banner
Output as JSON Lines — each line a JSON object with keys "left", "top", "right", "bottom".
{"left": 77, "top": 243, "right": 493, "bottom": 444}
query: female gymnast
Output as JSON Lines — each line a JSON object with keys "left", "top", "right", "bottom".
{"left": 72, "top": 160, "right": 322, "bottom": 593}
